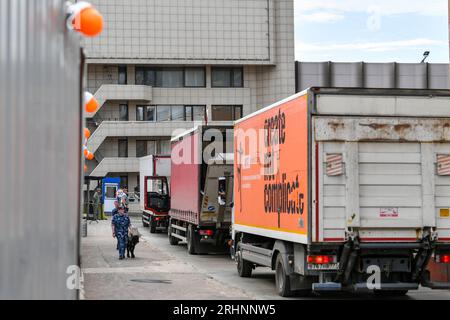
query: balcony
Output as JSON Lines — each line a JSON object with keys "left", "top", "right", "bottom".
{"left": 87, "top": 121, "right": 200, "bottom": 153}
{"left": 88, "top": 84, "right": 153, "bottom": 117}
{"left": 90, "top": 157, "right": 140, "bottom": 177}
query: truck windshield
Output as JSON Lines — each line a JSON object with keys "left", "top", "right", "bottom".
{"left": 145, "top": 177, "right": 170, "bottom": 212}
{"left": 147, "top": 178, "right": 168, "bottom": 196}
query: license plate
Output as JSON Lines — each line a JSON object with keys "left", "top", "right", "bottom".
{"left": 380, "top": 208, "right": 399, "bottom": 218}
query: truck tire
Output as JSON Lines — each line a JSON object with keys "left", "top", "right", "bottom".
{"left": 149, "top": 216, "right": 157, "bottom": 234}
{"left": 236, "top": 246, "right": 252, "bottom": 278}
{"left": 187, "top": 224, "right": 198, "bottom": 255}
{"left": 168, "top": 221, "right": 179, "bottom": 246}
{"left": 275, "top": 254, "right": 294, "bottom": 297}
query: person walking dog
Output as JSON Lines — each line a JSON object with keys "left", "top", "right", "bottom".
{"left": 111, "top": 206, "right": 130, "bottom": 260}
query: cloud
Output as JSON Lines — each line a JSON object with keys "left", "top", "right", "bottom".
{"left": 297, "top": 38, "right": 447, "bottom": 54}
{"left": 294, "top": 0, "right": 447, "bottom": 17}
{"left": 297, "top": 12, "right": 344, "bottom": 24}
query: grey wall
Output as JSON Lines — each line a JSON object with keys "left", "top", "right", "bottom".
{"left": 83, "top": 0, "right": 274, "bottom": 64}
{"left": 0, "top": 0, "right": 82, "bottom": 299}
{"left": 296, "top": 62, "right": 450, "bottom": 92}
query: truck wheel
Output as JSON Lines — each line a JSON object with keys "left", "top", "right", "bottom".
{"left": 275, "top": 254, "right": 293, "bottom": 297}
{"left": 236, "top": 247, "right": 252, "bottom": 278}
{"left": 168, "top": 221, "right": 179, "bottom": 246}
{"left": 149, "top": 216, "right": 157, "bottom": 234}
{"left": 187, "top": 224, "right": 197, "bottom": 255}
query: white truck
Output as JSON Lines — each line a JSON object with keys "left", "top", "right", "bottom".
{"left": 139, "top": 155, "right": 171, "bottom": 233}
{"left": 233, "top": 87, "right": 450, "bottom": 296}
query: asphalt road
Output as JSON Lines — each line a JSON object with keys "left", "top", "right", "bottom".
{"left": 81, "top": 218, "right": 450, "bottom": 300}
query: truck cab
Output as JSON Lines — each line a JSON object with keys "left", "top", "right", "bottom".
{"left": 143, "top": 176, "right": 170, "bottom": 233}
{"left": 139, "top": 155, "right": 171, "bottom": 233}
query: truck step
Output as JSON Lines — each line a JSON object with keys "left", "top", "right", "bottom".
{"left": 312, "top": 282, "right": 342, "bottom": 292}
{"left": 171, "top": 233, "right": 187, "bottom": 242}
{"left": 171, "top": 224, "right": 187, "bottom": 232}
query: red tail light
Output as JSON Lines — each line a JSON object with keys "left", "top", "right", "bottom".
{"left": 436, "top": 254, "right": 450, "bottom": 263}
{"left": 307, "top": 255, "right": 336, "bottom": 264}
{"left": 199, "top": 229, "right": 214, "bottom": 236}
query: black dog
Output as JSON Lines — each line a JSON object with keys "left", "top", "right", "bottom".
{"left": 127, "top": 235, "right": 139, "bottom": 258}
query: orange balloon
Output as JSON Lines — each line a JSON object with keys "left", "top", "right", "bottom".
{"left": 84, "top": 165, "right": 88, "bottom": 172}
{"left": 83, "top": 148, "right": 89, "bottom": 157}
{"left": 85, "top": 96, "right": 99, "bottom": 114}
{"left": 84, "top": 128, "right": 91, "bottom": 139}
{"left": 74, "top": 7, "right": 104, "bottom": 37}
{"left": 86, "top": 152, "right": 95, "bottom": 161}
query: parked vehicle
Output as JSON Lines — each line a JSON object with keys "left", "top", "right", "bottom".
{"left": 140, "top": 155, "right": 171, "bottom": 233}
{"left": 168, "top": 125, "right": 234, "bottom": 254}
{"left": 232, "top": 87, "right": 450, "bottom": 296}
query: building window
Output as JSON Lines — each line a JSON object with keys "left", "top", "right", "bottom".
{"left": 184, "top": 68, "right": 206, "bottom": 87}
{"left": 137, "top": 105, "right": 206, "bottom": 122}
{"left": 118, "top": 66, "right": 127, "bottom": 85}
{"left": 136, "top": 140, "right": 148, "bottom": 158}
{"left": 136, "top": 140, "right": 170, "bottom": 157}
{"left": 185, "top": 105, "right": 206, "bottom": 121}
{"left": 118, "top": 139, "right": 128, "bottom": 158}
{"left": 157, "top": 106, "right": 171, "bottom": 122}
{"left": 211, "top": 67, "right": 243, "bottom": 88}
{"left": 158, "top": 68, "right": 184, "bottom": 87}
{"left": 171, "top": 105, "right": 185, "bottom": 121}
{"left": 159, "top": 140, "right": 171, "bottom": 154}
{"left": 136, "top": 67, "right": 206, "bottom": 88}
{"left": 148, "top": 141, "right": 157, "bottom": 154}
{"left": 136, "top": 106, "right": 155, "bottom": 121}
{"left": 136, "top": 67, "right": 183, "bottom": 87}
{"left": 211, "top": 105, "right": 243, "bottom": 121}
{"left": 120, "top": 176, "right": 128, "bottom": 189}
{"left": 119, "top": 104, "right": 128, "bottom": 121}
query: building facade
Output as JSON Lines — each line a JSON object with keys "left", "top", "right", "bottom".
{"left": 82, "top": 0, "right": 295, "bottom": 210}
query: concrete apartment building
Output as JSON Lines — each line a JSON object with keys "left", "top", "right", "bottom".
{"left": 82, "top": 0, "right": 295, "bottom": 210}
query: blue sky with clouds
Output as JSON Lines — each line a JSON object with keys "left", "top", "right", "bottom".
{"left": 295, "top": 0, "right": 449, "bottom": 63}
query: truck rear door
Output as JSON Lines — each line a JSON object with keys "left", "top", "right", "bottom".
{"left": 200, "top": 164, "right": 234, "bottom": 225}
{"left": 314, "top": 117, "right": 450, "bottom": 243}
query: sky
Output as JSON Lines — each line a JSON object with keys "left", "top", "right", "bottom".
{"left": 295, "top": 0, "right": 449, "bottom": 63}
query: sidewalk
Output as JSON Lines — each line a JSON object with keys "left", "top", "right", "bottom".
{"left": 80, "top": 219, "right": 251, "bottom": 300}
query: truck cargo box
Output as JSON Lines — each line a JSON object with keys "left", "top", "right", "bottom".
{"left": 168, "top": 125, "right": 234, "bottom": 254}
{"left": 170, "top": 125, "right": 233, "bottom": 225}
{"left": 234, "top": 88, "right": 450, "bottom": 244}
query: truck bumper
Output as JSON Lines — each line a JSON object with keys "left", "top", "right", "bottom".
{"left": 312, "top": 282, "right": 419, "bottom": 292}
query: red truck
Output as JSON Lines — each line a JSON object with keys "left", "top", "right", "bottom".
{"left": 168, "top": 125, "right": 234, "bottom": 254}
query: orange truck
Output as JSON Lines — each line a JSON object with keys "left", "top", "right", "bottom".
{"left": 232, "top": 87, "right": 450, "bottom": 296}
